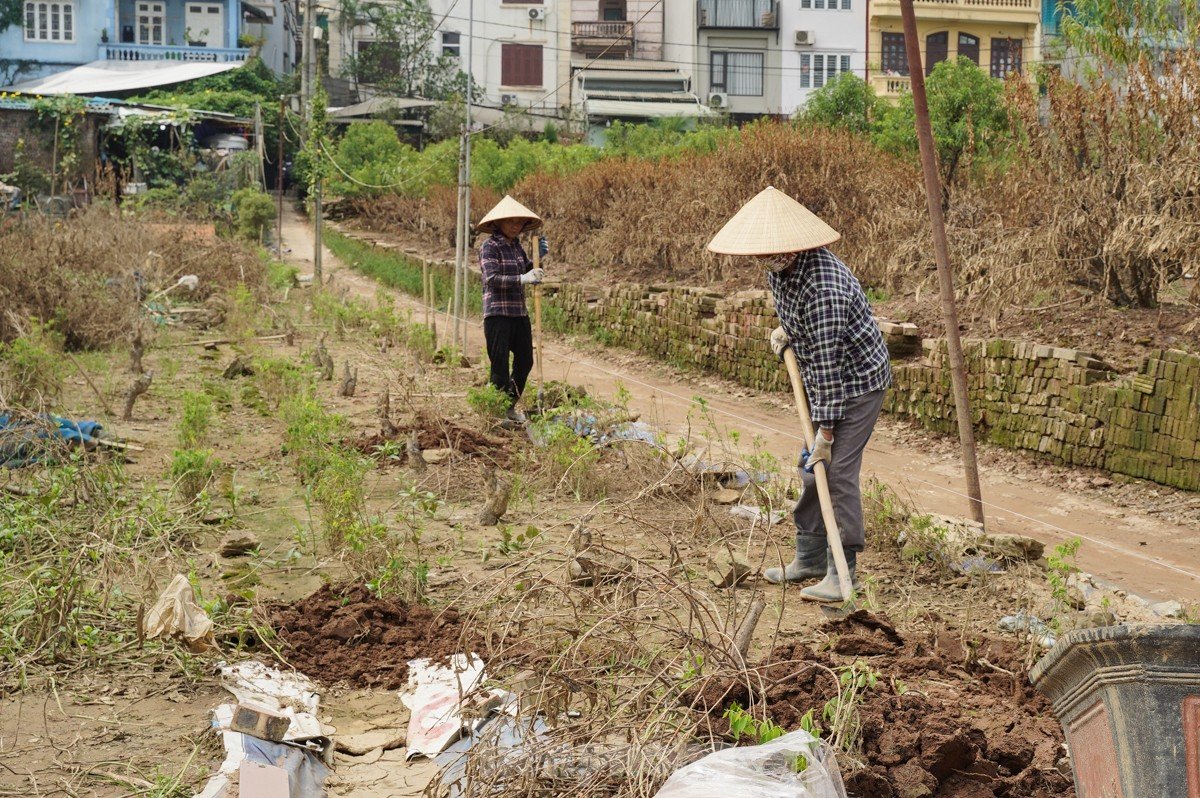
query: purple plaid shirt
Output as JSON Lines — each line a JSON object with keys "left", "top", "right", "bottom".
{"left": 479, "top": 234, "right": 533, "bottom": 318}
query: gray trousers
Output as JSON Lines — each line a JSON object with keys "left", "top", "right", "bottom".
{"left": 793, "top": 389, "right": 886, "bottom": 552}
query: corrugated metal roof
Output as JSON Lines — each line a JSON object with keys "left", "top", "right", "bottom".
{"left": 330, "top": 96, "right": 439, "bottom": 118}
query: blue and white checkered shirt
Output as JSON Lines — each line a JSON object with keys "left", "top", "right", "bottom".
{"left": 767, "top": 247, "right": 892, "bottom": 427}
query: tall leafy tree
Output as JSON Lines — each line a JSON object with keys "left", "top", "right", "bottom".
{"left": 335, "top": 0, "right": 470, "bottom": 99}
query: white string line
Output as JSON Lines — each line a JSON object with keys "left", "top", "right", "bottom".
{"left": 330, "top": 242, "right": 1200, "bottom": 584}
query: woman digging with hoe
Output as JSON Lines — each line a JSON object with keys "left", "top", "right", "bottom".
{"left": 477, "top": 196, "right": 547, "bottom": 425}
{"left": 708, "top": 187, "right": 892, "bottom": 603}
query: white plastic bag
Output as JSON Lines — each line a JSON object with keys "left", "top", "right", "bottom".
{"left": 653, "top": 731, "right": 847, "bottom": 798}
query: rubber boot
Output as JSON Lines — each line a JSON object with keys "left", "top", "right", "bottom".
{"left": 763, "top": 535, "right": 827, "bottom": 584}
{"left": 799, "top": 548, "right": 860, "bottom": 603}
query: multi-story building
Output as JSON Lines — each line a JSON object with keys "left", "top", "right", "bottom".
{"left": 326, "top": 0, "right": 573, "bottom": 129}
{"left": 695, "top": 0, "right": 783, "bottom": 118}
{"left": 0, "top": 0, "right": 265, "bottom": 87}
{"left": 867, "top": 0, "right": 1040, "bottom": 100}
{"left": 781, "top": 0, "right": 865, "bottom": 113}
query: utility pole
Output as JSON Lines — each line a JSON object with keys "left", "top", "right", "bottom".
{"left": 276, "top": 93, "right": 285, "bottom": 251}
{"left": 460, "top": 0, "right": 474, "bottom": 354}
{"left": 900, "top": 0, "right": 985, "bottom": 526}
{"left": 301, "top": 0, "right": 314, "bottom": 122}
{"left": 451, "top": 135, "right": 466, "bottom": 349}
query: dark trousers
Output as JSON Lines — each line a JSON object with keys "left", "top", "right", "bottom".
{"left": 793, "top": 389, "right": 886, "bottom": 552}
{"left": 484, "top": 315, "right": 534, "bottom": 401}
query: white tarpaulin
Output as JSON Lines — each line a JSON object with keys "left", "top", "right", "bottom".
{"left": 3, "top": 60, "right": 241, "bottom": 95}
{"left": 584, "top": 99, "right": 717, "bottom": 119}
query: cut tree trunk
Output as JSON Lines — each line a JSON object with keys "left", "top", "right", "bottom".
{"left": 122, "top": 372, "right": 154, "bottom": 421}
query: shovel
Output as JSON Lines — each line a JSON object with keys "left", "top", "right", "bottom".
{"left": 782, "top": 347, "right": 855, "bottom": 604}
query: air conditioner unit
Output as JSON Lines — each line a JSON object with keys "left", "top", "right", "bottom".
{"left": 707, "top": 92, "right": 728, "bottom": 109}
{"left": 500, "top": 94, "right": 518, "bottom": 105}
{"left": 795, "top": 29, "right": 815, "bottom": 45}
{"left": 528, "top": 7, "right": 547, "bottom": 20}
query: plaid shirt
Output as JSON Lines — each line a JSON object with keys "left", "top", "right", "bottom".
{"left": 479, "top": 234, "right": 533, "bottom": 318}
{"left": 767, "top": 247, "right": 892, "bottom": 427}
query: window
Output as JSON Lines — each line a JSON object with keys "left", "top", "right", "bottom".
{"left": 710, "top": 51, "right": 764, "bottom": 96}
{"left": 357, "top": 40, "right": 400, "bottom": 81}
{"left": 23, "top": 1, "right": 75, "bottom": 42}
{"left": 136, "top": 2, "right": 165, "bottom": 46}
{"left": 958, "top": 33, "right": 980, "bottom": 64}
{"left": 925, "top": 31, "right": 947, "bottom": 75}
{"left": 880, "top": 31, "right": 907, "bottom": 75}
{"left": 442, "top": 31, "right": 461, "bottom": 58}
{"left": 601, "top": 0, "right": 626, "bottom": 20}
{"left": 990, "top": 37, "right": 1022, "bottom": 78}
{"left": 800, "top": 0, "right": 851, "bottom": 9}
{"left": 799, "top": 52, "right": 851, "bottom": 88}
{"left": 501, "top": 43, "right": 543, "bottom": 87}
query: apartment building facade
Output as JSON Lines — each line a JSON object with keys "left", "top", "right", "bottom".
{"left": 867, "top": 0, "right": 1040, "bottom": 99}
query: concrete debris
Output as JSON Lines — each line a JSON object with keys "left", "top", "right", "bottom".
{"left": 711, "top": 488, "right": 740, "bottom": 505}
{"left": 998, "top": 612, "right": 1057, "bottom": 648}
{"left": 707, "top": 552, "right": 751, "bottom": 589}
{"left": 220, "top": 533, "right": 260, "bottom": 558}
{"left": 1151, "top": 600, "right": 1185, "bottom": 619}
{"left": 422, "top": 448, "right": 455, "bottom": 464}
{"left": 729, "top": 504, "right": 787, "bottom": 525}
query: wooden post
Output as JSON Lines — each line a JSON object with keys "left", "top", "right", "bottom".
{"left": 900, "top": 0, "right": 986, "bottom": 526}
{"left": 533, "top": 246, "right": 544, "bottom": 390}
{"left": 422, "top": 259, "right": 430, "bottom": 328}
{"left": 276, "top": 94, "right": 285, "bottom": 251}
{"left": 783, "top": 349, "right": 854, "bottom": 602}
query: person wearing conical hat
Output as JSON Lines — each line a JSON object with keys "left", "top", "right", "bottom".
{"left": 477, "top": 195, "right": 545, "bottom": 423}
{"left": 709, "top": 187, "right": 892, "bottom": 602}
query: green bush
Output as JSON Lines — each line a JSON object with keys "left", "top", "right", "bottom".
{"left": 466, "top": 383, "right": 512, "bottom": 418}
{"left": 170, "top": 448, "right": 218, "bottom": 501}
{"left": 0, "top": 323, "right": 65, "bottom": 410}
{"left": 798, "top": 73, "right": 881, "bottom": 135}
{"left": 873, "top": 57, "right": 1011, "bottom": 184}
{"left": 179, "top": 391, "right": 213, "bottom": 448}
{"left": 231, "top": 187, "right": 276, "bottom": 243}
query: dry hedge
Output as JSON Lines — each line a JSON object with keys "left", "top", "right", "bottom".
{"left": 347, "top": 57, "right": 1200, "bottom": 315}
{"left": 0, "top": 207, "right": 264, "bottom": 350}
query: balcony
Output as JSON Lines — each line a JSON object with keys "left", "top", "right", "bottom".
{"left": 99, "top": 43, "right": 250, "bottom": 63}
{"left": 871, "top": 73, "right": 911, "bottom": 98}
{"left": 698, "top": 0, "right": 779, "bottom": 29}
{"left": 571, "top": 21, "right": 636, "bottom": 54}
{"left": 871, "top": 0, "right": 1038, "bottom": 23}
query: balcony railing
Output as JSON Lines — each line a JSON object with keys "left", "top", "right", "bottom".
{"left": 571, "top": 20, "right": 635, "bottom": 42}
{"left": 698, "top": 0, "right": 778, "bottom": 28}
{"left": 872, "top": 73, "right": 911, "bottom": 97}
{"left": 99, "top": 43, "right": 250, "bottom": 63}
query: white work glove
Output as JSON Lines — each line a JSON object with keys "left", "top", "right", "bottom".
{"left": 769, "top": 326, "right": 790, "bottom": 360}
{"left": 803, "top": 428, "right": 834, "bottom": 472}
{"left": 519, "top": 268, "right": 545, "bottom": 285}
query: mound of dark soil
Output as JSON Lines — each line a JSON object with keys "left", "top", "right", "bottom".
{"left": 270, "top": 584, "right": 478, "bottom": 689}
{"left": 686, "top": 610, "right": 1071, "bottom": 798}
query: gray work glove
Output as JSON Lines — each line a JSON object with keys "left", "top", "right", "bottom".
{"left": 803, "top": 429, "right": 834, "bottom": 472}
{"left": 769, "top": 325, "right": 790, "bottom": 360}
{"left": 520, "top": 268, "right": 545, "bottom": 285}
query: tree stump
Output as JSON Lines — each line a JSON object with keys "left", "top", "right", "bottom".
{"left": 129, "top": 324, "right": 144, "bottom": 374}
{"left": 379, "top": 387, "right": 397, "bottom": 436}
{"left": 407, "top": 431, "right": 425, "bottom": 472}
{"left": 478, "top": 467, "right": 511, "bottom": 526}
{"left": 122, "top": 372, "right": 154, "bottom": 421}
{"left": 339, "top": 362, "right": 357, "bottom": 397}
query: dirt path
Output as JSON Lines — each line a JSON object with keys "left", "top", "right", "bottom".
{"left": 281, "top": 206, "right": 1200, "bottom": 604}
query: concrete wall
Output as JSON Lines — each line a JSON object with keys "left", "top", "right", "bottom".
{"left": 782, "top": 0, "right": 866, "bottom": 114}
{"left": 0, "top": 0, "right": 114, "bottom": 83}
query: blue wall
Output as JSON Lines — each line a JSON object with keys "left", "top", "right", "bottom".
{"left": 115, "top": 0, "right": 239, "bottom": 48}
{"left": 0, "top": 1, "right": 116, "bottom": 80}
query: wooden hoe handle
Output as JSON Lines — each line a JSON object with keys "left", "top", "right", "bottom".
{"left": 783, "top": 348, "right": 855, "bottom": 602}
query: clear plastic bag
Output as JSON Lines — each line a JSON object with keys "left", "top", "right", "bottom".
{"left": 653, "top": 731, "right": 847, "bottom": 798}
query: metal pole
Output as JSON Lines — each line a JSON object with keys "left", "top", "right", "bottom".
{"left": 899, "top": 0, "right": 985, "bottom": 526}
{"left": 276, "top": 94, "right": 285, "bottom": 252}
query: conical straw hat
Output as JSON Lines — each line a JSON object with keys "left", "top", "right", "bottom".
{"left": 476, "top": 195, "right": 543, "bottom": 235}
{"left": 707, "top": 186, "right": 840, "bottom": 256}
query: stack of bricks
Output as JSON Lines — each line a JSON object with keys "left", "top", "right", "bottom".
{"left": 886, "top": 341, "right": 1200, "bottom": 491}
